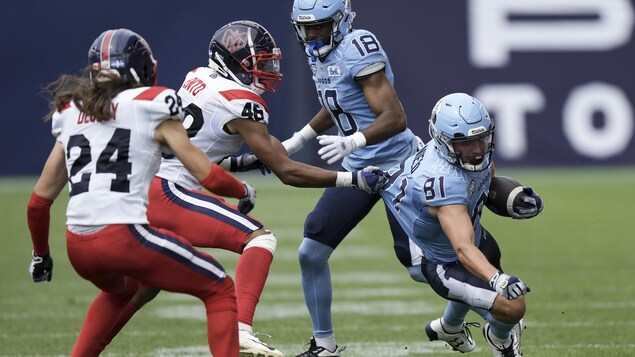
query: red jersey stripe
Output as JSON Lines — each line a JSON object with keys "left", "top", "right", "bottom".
{"left": 219, "top": 89, "right": 268, "bottom": 112}
{"left": 134, "top": 86, "right": 168, "bottom": 101}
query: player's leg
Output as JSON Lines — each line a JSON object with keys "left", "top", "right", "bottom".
{"left": 383, "top": 204, "right": 427, "bottom": 283}
{"left": 148, "top": 177, "right": 281, "bottom": 355}
{"left": 97, "top": 224, "right": 239, "bottom": 356}
{"left": 298, "top": 188, "right": 379, "bottom": 355}
{"left": 66, "top": 227, "right": 141, "bottom": 356}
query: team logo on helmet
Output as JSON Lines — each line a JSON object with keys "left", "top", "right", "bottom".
{"left": 221, "top": 29, "right": 249, "bottom": 53}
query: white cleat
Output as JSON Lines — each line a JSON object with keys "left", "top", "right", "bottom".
{"left": 425, "top": 318, "right": 479, "bottom": 353}
{"left": 239, "top": 330, "right": 285, "bottom": 357}
{"left": 482, "top": 322, "right": 523, "bottom": 357}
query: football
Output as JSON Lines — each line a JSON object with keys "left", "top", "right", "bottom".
{"left": 486, "top": 176, "right": 532, "bottom": 217}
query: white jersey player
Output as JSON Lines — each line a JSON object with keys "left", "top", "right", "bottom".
{"left": 26, "top": 28, "right": 244, "bottom": 356}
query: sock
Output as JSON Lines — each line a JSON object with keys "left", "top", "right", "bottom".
{"left": 239, "top": 321, "right": 252, "bottom": 332}
{"left": 442, "top": 301, "right": 471, "bottom": 330}
{"left": 207, "top": 310, "right": 239, "bottom": 356}
{"left": 298, "top": 238, "right": 335, "bottom": 336}
{"left": 235, "top": 247, "right": 273, "bottom": 326}
{"left": 71, "top": 292, "right": 128, "bottom": 357}
{"left": 96, "top": 303, "right": 139, "bottom": 352}
{"left": 315, "top": 335, "right": 337, "bottom": 352}
{"left": 487, "top": 319, "right": 515, "bottom": 340}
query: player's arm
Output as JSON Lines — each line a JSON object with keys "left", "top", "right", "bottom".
{"left": 154, "top": 119, "right": 247, "bottom": 199}
{"left": 27, "top": 141, "right": 67, "bottom": 282}
{"left": 282, "top": 107, "right": 334, "bottom": 156}
{"left": 432, "top": 204, "right": 499, "bottom": 281}
{"left": 230, "top": 118, "right": 337, "bottom": 187}
{"left": 315, "top": 69, "right": 407, "bottom": 164}
{"left": 433, "top": 204, "right": 530, "bottom": 299}
{"left": 356, "top": 69, "right": 408, "bottom": 145}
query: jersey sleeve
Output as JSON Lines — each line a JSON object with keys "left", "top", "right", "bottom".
{"left": 344, "top": 30, "right": 390, "bottom": 79}
{"left": 133, "top": 86, "right": 184, "bottom": 123}
{"left": 51, "top": 111, "right": 64, "bottom": 139}
{"left": 218, "top": 89, "right": 270, "bottom": 125}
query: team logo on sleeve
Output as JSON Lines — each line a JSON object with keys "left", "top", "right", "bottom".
{"left": 328, "top": 66, "right": 342, "bottom": 77}
{"left": 311, "top": 64, "right": 317, "bottom": 75}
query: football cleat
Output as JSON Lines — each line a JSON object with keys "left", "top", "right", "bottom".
{"left": 239, "top": 330, "right": 285, "bottom": 357}
{"left": 295, "top": 337, "right": 346, "bottom": 357}
{"left": 425, "top": 318, "right": 479, "bottom": 353}
{"left": 482, "top": 322, "right": 523, "bottom": 357}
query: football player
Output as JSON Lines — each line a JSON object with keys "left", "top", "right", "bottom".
{"left": 381, "top": 93, "right": 540, "bottom": 357}
{"left": 27, "top": 28, "right": 246, "bottom": 356}
{"left": 283, "top": 1, "right": 424, "bottom": 355}
{"left": 97, "top": 20, "right": 387, "bottom": 357}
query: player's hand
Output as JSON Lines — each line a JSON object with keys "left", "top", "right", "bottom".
{"left": 229, "top": 153, "right": 271, "bottom": 175}
{"left": 511, "top": 187, "right": 543, "bottom": 220}
{"left": 489, "top": 272, "right": 530, "bottom": 300}
{"left": 29, "top": 251, "right": 53, "bottom": 282}
{"left": 238, "top": 182, "right": 256, "bottom": 214}
{"left": 282, "top": 131, "right": 310, "bottom": 156}
{"left": 351, "top": 166, "right": 389, "bottom": 194}
{"left": 317, "top": 134, "right": 361, "bottom": 164}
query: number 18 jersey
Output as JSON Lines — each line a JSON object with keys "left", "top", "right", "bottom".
{"left": 52, "top": 86, "right": 183, "bottom": 226}
{"left": 308, "top": 29, "right": 418, "bottom": 171}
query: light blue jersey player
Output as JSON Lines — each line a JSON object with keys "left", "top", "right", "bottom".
{"left": 382, "top": 93, "right": 531, "bottom": 357}
{"left": 284, "top": 1, "right": 423, "bottom": 356}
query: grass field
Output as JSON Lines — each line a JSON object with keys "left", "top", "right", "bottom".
{"left": 1, "top": 168, "right": 634, "bottom": 356}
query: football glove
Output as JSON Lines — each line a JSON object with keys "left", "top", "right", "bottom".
{"left": 351, "top": 166, "right": 389, "bottom": 194}
{"left": 511, "top": 187, "right": 544, "bottom": 220}
{"left": 238, "top": 182, "right": 256, "bottom": 214}
{"left": 489, "top": 271, "right": 530, "bottom": 300}
{"left": 29, "top": 251, "right": 53, "bottom": 282}
{"left": 317, "top": 132, "right": 366, "bottom": 164}
{"left": 222, "top": 153, "right": 271, "bottom": 175}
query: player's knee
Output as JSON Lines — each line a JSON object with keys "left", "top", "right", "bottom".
{"left": 491, "top": 296, "right": 526, "bottom": 323}
{"left": 244, "top": 231, "right": 277, "bottom": 256}
{"left": 407, "top": 265, "right": 428, "bottom": 283}
{"left": 298, "top": 238, "right": 332, "bottom": 267}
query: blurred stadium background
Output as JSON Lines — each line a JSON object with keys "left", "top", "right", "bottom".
{"left": 2, "top": 0, "right": 635, "bottom": 356}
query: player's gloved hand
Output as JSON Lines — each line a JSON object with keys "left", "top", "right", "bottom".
{"left": 29, "top": 251, "right": 53, "bottom": 282}
{"left": 282, "top": 131, "right": 310, "bottom": 156}
{"left": 511, "top": 187, "right": 544, "bottom": 220}
{"left": 222, "top": 153, "right": 271, "bottom": 175}
{"left": 317, "top": 132, "right": 366, "bottom": 164}
{"left": 489, "top": 271, "right": 530, "bottom": 300}
{"left": 351, "top": 166, "right": 389, "bottom": 194}
{"left": 238, "top": 181, "right": 256, "bottom": 214}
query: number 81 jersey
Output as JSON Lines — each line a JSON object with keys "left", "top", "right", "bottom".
{"left": 52, "top": 86, "right": 184, "bottom": 226}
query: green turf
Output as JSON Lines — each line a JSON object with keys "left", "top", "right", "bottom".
{"left": 1, "top": 168, "right": 634, "bottom": 356}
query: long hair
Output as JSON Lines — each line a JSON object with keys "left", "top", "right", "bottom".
{"left": 43, "top": 66, "right": 141, "bottom": 122}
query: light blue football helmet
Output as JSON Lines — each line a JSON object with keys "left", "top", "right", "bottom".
{"left": 290, "top": 0, "right": 356, "bottom": 61}
{"left": 428, "top": 93, "right": 495, "bottom": 171}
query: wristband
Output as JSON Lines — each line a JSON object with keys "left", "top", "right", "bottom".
{"left": 351, "top": 131, "right": 367, "bottom": 149}
{"left": 299, "top": 124, "right": 318, "bottom": 141}
{"left": 335, "top": 171, "right": 353, "bottom": 187}
{"left": 200, "top": 164, "right": 247, "bottom": 198}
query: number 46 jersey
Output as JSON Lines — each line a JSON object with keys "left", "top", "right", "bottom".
{"left": 52, "top": 86, "right": 184, "bottom": 226}
{"left": 157, "top": 66, "right": 270, "bottom": 191}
